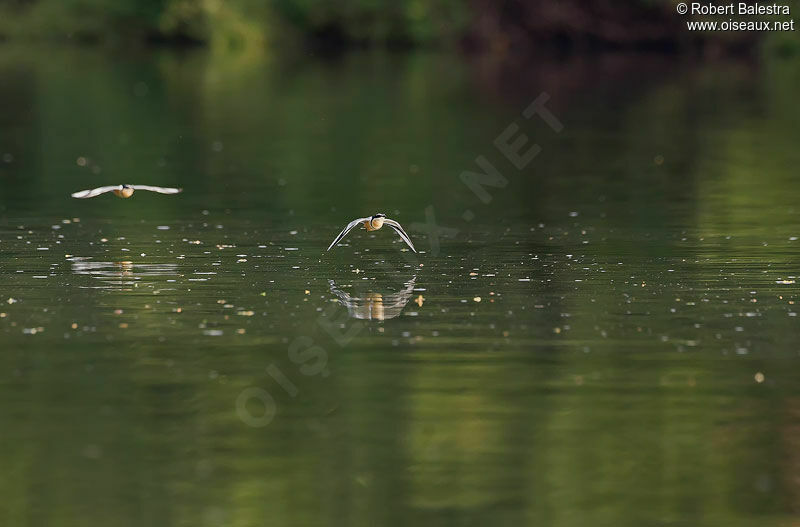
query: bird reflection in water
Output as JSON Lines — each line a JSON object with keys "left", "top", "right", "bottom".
{"left": 328, "top": 275, "right": 417, "bottom": 320}
{"left": 69, "top": 257, "right": 178, "bottom": 290}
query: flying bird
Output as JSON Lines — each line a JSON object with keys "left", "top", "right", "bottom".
{"left": 71, "top": 184, "right": 182, "bottom": 199}
{"left": 327, "top": 213, "right": 416, "bottom": 253}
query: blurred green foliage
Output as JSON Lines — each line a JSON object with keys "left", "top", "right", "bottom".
{"left": 0, "top": 0, "right": 265, "bottom": 46}
{"left": 0, "top": 0, "right": 468, "bottom": 48}
{"left": 270, "top": 0, "right": 469, "bottom": 44}
{"left": 0, "top": 0, "right": 797, "bottom": 55}
{"left": 0, "top": 0, "right": 176, "bottom": 42}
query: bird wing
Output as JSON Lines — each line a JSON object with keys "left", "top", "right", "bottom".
{"left": 71, "top": 186, "right": 121, "bottom": 199}
{"left": 327, "top": 217, "right": 370, "bottom": 251}
{"left": 383, "top": 219, "right": 417, "bottom": 253}
{"left": 130, "top": 185, "right": 182, "bottom": 194}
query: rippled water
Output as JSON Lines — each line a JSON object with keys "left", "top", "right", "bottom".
{"left": 1, "top": 47, "right": 800, "bottom": 525}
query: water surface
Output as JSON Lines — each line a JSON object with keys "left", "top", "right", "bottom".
{"left": 1, "top": 47, "right": 800, "bottom": 526}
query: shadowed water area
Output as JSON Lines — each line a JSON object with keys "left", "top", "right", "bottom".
{"left": 1, "top": 47, "right": 800, "bottom": 526}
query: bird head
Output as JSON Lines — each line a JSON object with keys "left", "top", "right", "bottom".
{"left": 373, "top": 213, "right": 386, "bottom": 219}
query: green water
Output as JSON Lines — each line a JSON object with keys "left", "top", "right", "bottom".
{"left": 1, "top": 47, "right": 800, "bottom": 526}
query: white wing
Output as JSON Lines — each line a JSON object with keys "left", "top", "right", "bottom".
{"left": 327, "top": 217, "right": 370, "bottom": 251}
{"left": 71, "top": 186, "right": 121, "bottom": 199}
{"left": 384, "top": 219, "right": 416, "bottom": 253}
{"left": 130, "top": 185, "right": 182, "bottom": 194}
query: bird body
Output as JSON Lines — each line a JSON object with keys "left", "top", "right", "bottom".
{"left": 114, "top": 186, "right": 135, "bottom": 198}
{"left": 364, "top": 216, "right": 384, "bottom": 231}
{"left": 71, "top": 185, "right": 182, "bottom": 199}
{"left": 327, "top": 213, "right": 416, "bottom": 252}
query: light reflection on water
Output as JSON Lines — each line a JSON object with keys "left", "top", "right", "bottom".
{"left": 69, "top": 257, "right": 179, "bottom": 289}
{"left": 329, "top": 274, "right": 417, "bottom": 320}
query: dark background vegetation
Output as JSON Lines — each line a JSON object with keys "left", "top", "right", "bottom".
{"left": 1, "top": 0, "right": 797, "bottom": 55}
